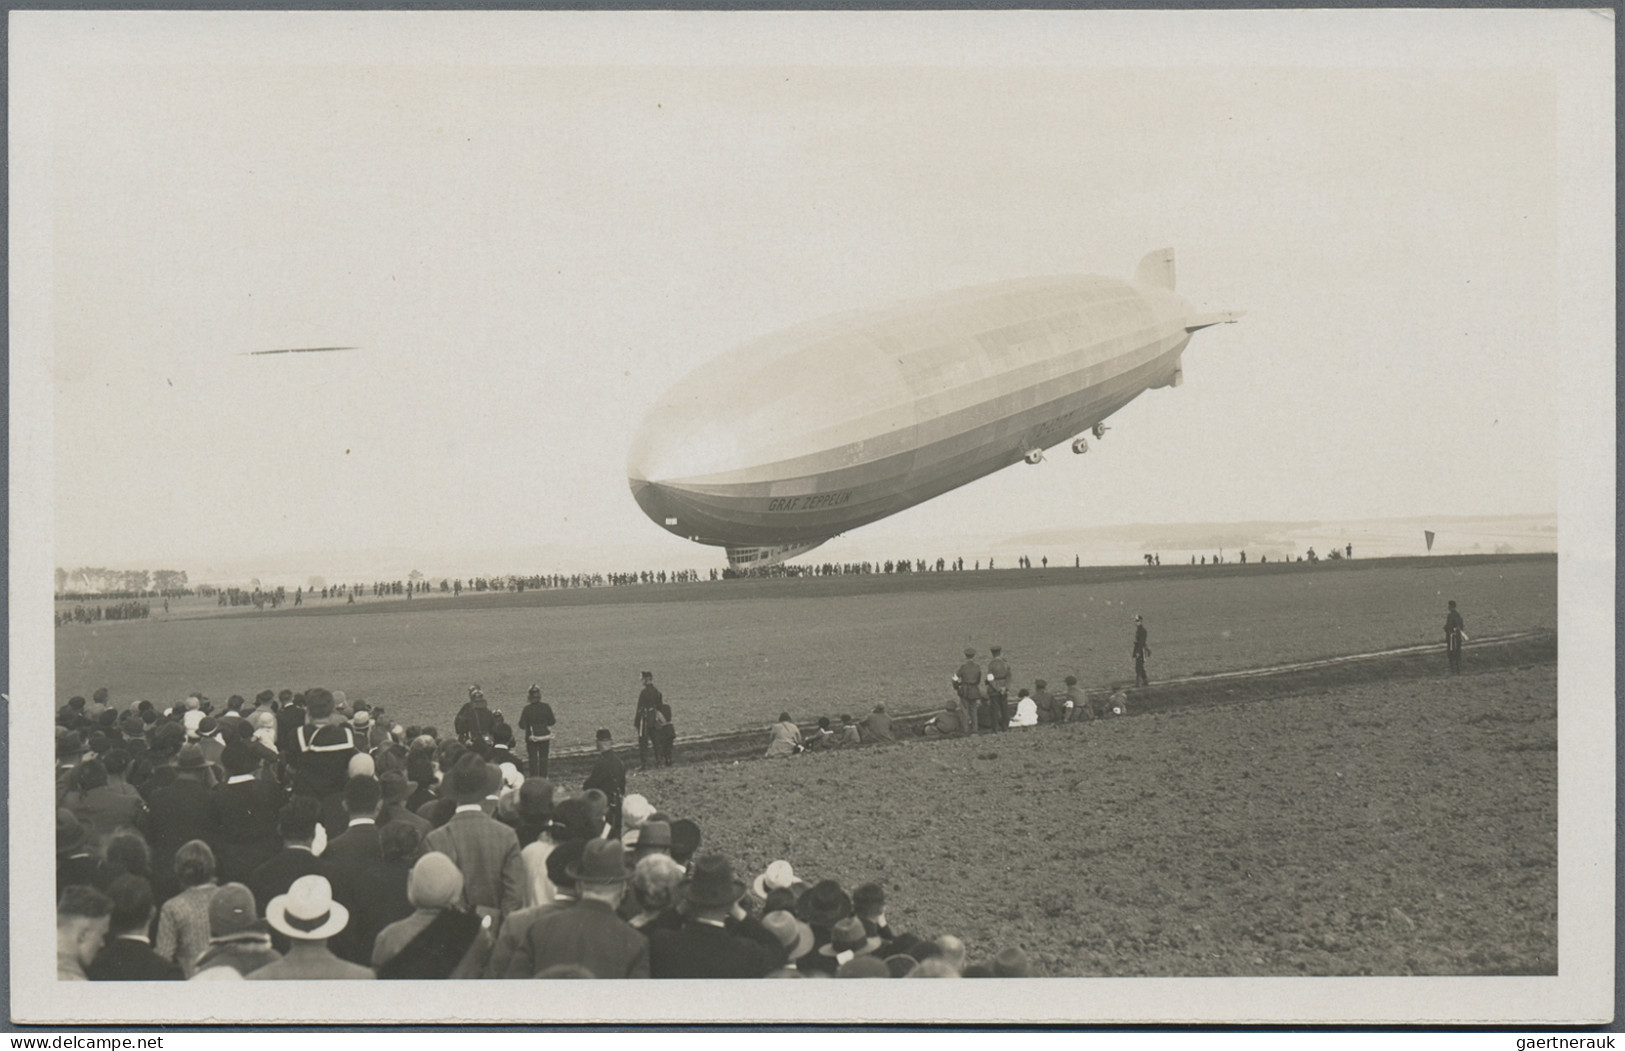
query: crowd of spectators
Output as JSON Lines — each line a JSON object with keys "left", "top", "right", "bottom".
{"left": 55, "top": 684, "right": 1030, "bottom": 982}
{"left": 55, "top": 602, "right": 150, "bottom": 628}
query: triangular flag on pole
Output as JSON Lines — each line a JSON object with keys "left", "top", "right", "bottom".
{"left": 1424, "top": 530, "right": 1435, "bottom": 552}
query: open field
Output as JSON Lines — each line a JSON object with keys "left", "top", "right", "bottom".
{"left": 632, "top": 661, "right": 1557, "bottom": 976}
{"left": 55, "top": 554, "right": 1556, "bottom": 749}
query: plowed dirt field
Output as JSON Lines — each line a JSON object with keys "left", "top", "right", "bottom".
{"left": 630, "top": 661, "right": 1557, "bottom": 976}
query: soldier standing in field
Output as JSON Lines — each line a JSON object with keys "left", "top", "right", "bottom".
{"left": 633, "top": 671, "right": 663, "bottom": 770}
{"left": 985, "top": 646, "right": 1012, "bottom": 732}
{"left": 952, "top": 648, "right": 983, "bottom": 735}
{"left": 1444, "top": 600, "right": 1466, "bottom": 674}
{"left": 1132, "top": 615, "right": 1151, "bottom": 687}
{"left": 518, "top": 685, "right": 556, "bottom": 778}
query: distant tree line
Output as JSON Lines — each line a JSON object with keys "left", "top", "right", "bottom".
{"left": 55, "top": 566, "right": 189, "bottom": 598}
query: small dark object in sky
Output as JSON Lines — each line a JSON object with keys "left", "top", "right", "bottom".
{"left": 242, "top": 346, "right": 357, "bottom": 356}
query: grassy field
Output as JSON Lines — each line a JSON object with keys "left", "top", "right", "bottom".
{"left": 54, "top": 554, "right": 1556, "bottom": 750}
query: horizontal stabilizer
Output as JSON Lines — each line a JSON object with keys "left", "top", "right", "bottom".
{"left": 1185, "top": 311, "right": 1245, "bottom": 332}
{"left": 1135, "top": 248, "right": 1176, "bottom": 291}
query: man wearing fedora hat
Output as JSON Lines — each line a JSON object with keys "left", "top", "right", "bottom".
{"left": 648, "top": 854, "right": 779, "bottom": 978}
{"left": 248, "top": 875, "right": 374, "bottom": 979}
{"left": 376, "top": 769, "right": 433, "bottom": 838}
{"left": 424, "top": 753, "right": 525, "bottom": 923}
{"left": 514, "top": 839, "right": 649, "bottom": 978}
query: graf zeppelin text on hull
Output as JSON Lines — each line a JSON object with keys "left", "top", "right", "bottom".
{"left": 629, "top": 249, "right": 1240, "bottom": 569}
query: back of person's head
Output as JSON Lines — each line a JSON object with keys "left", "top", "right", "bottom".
{"left": 933, "top": 935, "right": 967, "bottom": 972}
{"left": 105, "top": 874, "right": 155, "bottom": 934}
{"left": 435, "top": 739, "right": 466, "bottom": 770}
{"left": 669, "top": 819, "right": 701, "bottom": 865}
{"left": 174, "top": 840, "right": 217, "bottom": 888}
{"left": 103, "top": 832, "right": 152, "bottom": 879}
{"left": 492, "top": 722, "right": 514, "bottom": 747}
{"left": 518, "top": 778, "right": 554, "bottom": 823}
{"left": 102, "top": 748, "right": 131, "bottom": 778}
{"left": 405, "top": 751, "right": 435, "bottom": 788}
{"left": 278, "top": 796, "right": 320, "bottom": 843}
{"left": 631, "top": 853, "right": 685, "bottom": 912}
{"left": 406, "top": 851, "right": 464, "bottom": 910}
{"left": 553, "top": 797, "right": 602, "bottom": 841}
{"left": 304, "top": 688, "right": 335, "bottom": 721}
{"left": 909, "top": 958, "right": 961, "bottom": 977}
{"left": 58, "top": 883, "right": 113, "bottom": 924}
{"left": 343, "top": 775, "right": 382, "bottom": 816}
{"left": 221, "top": 740, "right": 257, "bottom": 777}
{"left": 545, "top": 838, "right": 586, "bottom": 894}
{"left": 379, "top": 820, "right": 423, "bottom": 864}
{"left": 75, "top": 759, "right": 109, "bottom": 792}
{"left": 852, "top": 882, "right": 886, "bottom": 919}
{"left": 581, "top": 789, "right": 608, "bottom": 825}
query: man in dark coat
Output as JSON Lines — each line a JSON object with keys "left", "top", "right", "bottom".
{"left": 517, "top": 685, "right": 557, "bottom": 778}
{"left": 143, "top": 744, "right": 221, "bottom": 899}
{"left": 632, "top": 672, "right": 663, "bottom": 770}
{"left": 290, "top": 688, "right": 357, "bottom": 801}
{"left": 86, "top": 875, "right": 182, "bottom": 980}
{"left": 952, "top": 648, "right": 983, "bottom": 735}
{"left": 247, "top": 796, "right": 365, "bottom": 963}
{"left": 322, "top": 775, "right": 384, "bottom": 879}
{"left": 454, "top": 686, "right": 496, "bottom": 752}
{"left": 648, "top": 855, "right": 780, "bottom": 978}
{"left": 583, "top": 729, "right": 627, "bottom": 837}
{"left": 1445, "top": 600, "right": 1466, "bottom": 673}
{"left": 209, "top": 740, "right": 286, "bottom": 883}
{"left": 519, "top": 839, "right": 649, "bottom": 978}
{"left": 985, "top": 645, "right": 1012, "bottom": 731}
{"left": 1133, "top": 616, "right": 1151, "bottom": 687}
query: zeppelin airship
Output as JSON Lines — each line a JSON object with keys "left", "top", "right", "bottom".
{"left": 629, "top": 249, "right": 1241, "bottom": 569}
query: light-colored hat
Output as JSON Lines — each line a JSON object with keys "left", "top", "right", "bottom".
{"left": 265, "top": 875, "right": 349, "bottom": 941}
{"left": 182, "top": 709, "right": 205, "bottom": 737}
{"left": 620, "top": 794, "right": 654, "bottom": 830}
{"left": 332, "top": 691, "right": 348, "bottom": 710}
{"left": 499, "top": 762, "right": 523, "bottom": 793}
{"left": 251, "top": 710, "right": 278, "bottom": 732}
{"left": 351, "top": 710, "right": 371, "bottom": 729}
{"left": 752, "top": 859, "right": 809, "bottom": 900}
{"left": 407, "top": 852, "right": 465, "bottom": 910}
{"left": 347, "top": 753, "right": 375, "bottom": 779}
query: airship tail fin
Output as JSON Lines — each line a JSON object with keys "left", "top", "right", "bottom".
{"left": 1185, "top": 310, "right": 1245, "bottom": 332}
{"left": 1135, "top": 248, "right": 1176, "bottom": 291}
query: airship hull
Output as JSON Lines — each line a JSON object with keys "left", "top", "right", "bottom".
{"left": 629, "top": 254, "right": 1231, "bottom": 565}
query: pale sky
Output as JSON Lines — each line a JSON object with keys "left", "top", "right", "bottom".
{"left": 15, "top": 10, "right": 1613, "bottom": 577}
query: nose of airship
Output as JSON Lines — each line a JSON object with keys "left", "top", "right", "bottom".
{"left": 628, "top": 475, "right": 676, "bottom": 533}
